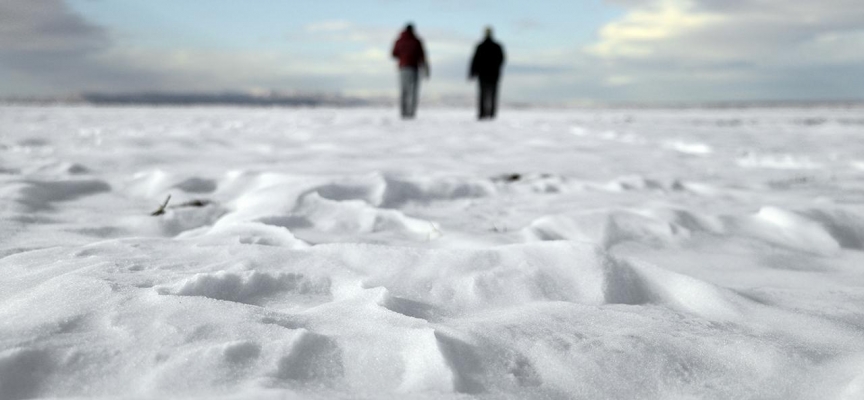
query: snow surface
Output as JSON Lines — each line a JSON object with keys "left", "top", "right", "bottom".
{"left": 1, "top": 105, "right": 864, "bottom": 399}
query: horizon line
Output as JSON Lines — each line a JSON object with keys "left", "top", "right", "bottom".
{"left": 2, "top": 91, "right": 863, "bottom": 110}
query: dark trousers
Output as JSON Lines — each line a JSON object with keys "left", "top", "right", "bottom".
{"left": 478, "top": 80, "right": 499, "bottom": 119}
{"left": 399, "top": 68, "right": 420, "bottom": 118}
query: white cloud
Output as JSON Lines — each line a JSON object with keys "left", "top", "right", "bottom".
{"left": 591, "top": 0, "right": 864, "bottom": 67}
{"left": 587, "top": 0, "right": 723, "bottom": 58}
{"left": 575, "top": 0, "right": 864, "bottom": 101}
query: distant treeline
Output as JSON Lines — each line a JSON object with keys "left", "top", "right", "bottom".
{"left": 79, "top": 92, "right": 375, "bottom": 107}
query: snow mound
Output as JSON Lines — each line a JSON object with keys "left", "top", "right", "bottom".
{"left": 737, "top": 152, "right": 824, "bottom": 170}
{"left": 273, "top": 329, "right": 344, "bottom": 384}
{"left": 127, "top": 170, "right": 219, "bottom": 198}
{"left": 799, "top": 208, "right": 864, "bottom": 250}
{"left": 524, "top": 206, "right": 859, "bottom": 256}
{"left": 523, "top": 210, "right": 690, "bottom": 249}
{"left": 492, "top": 173, "right": 567, "bottom": 194}
{"left": 348, "top": 241, "right": 744, "bottom": 321}
{"left": 609, "top": 258, "right": 742, "bottom": 321}
{"left": 0, "top": 166, "right": 21, "bottom": 175}
{"left": 182, "top": 222, "right": 310, "bottom": 248}
{"left": 662, "top": 140, "right": 713, "bottom": 155}
{"left": 31, "top": 162, "right": 91, "bottom": 176}
{"left": 210, "top": 172, "right": 486, "bottom": 241}
{"left": 745, "top": 206, "right": 841, "bottom": 255}
{"left": 378, "top": 174, "right": 495, "bottom": 208}
{"left": 0, "top": 179, "right": 110, "bottom": 211}
{"left": 0, "top": 347, "right": 55, "bottom": 400}
{"left": 159, "top": 270, "right": 331, "bottom": 306}
{"left": 122, "top": 202, "right": 228, "bottom": 237}
{"left": 214, "top": 172, "right": 320, "bottom": 226}
{"left": 256, "top": 192, "right": 441, "bottom": 243}
{"left": 643, "top": 207, "right": 727, "bottom": 234}
{"left": 312, "top": 173, "right": 386, "bottom": 205}
{"left": 173, "top": 177, "right": 218, "bottom": 194}
{"left": 310, "top": 172, "right": 495, "bottom": 208}
{"left": 126, "top": 170, "right": 177, "bottom": 198}
{"left": 598, "top": 175, "right": 685, "bottom": 192}
{"left": 596, "top": 130, "right": 645, "bottom": 144}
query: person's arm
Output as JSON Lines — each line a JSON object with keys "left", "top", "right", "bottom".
{"left": 420, "top": 42, "right": 430, "bottom": 78}
{"left": 392, "top": 38, "right": 401, "bottom": 60}
{"left": 469, "top": 47, "right": 479, "bottom": 80}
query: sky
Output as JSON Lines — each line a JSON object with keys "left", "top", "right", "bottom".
{"left": 1, "top": 0, "right": 864, "bottom": 104}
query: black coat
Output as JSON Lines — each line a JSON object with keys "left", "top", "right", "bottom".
{"left": 470, "top": 38, "right": 505, "bottom": 83}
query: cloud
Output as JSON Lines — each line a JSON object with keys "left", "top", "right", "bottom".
{"left": 592, "top": 0, "right": 864, "bottom": 66}
{"left": 579, "top": 0, "right": 864, "bottom": 101}
{"left": 0, "top": 0, "right": 108, "bottom": 55}
{"left": 0, "top": 6, "right": 399, "bottom": 97}
{"left": 0, "top": 0, "right": 153, "bottom": 95}
{"left": 587, "top": 0, "right": 723, "bottom": 58}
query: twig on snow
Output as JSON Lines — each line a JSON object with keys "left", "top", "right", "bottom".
{"left": 150, "top": 195, "right": 172, "bottom": 216}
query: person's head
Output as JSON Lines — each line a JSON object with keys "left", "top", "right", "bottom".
{"left": 405, "top": 23, "right": 414, "bottom": 33}
{"left": 484, "top": 26, "right": 493, "bottom": 38}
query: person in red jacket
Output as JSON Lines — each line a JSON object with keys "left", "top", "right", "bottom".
{"left": 392, "top": 24, "right": 430, "bottom": 119}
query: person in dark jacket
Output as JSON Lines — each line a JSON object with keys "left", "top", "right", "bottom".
{"left": 469, "top": 27, "right": 505, "bottom": 120}
{"left": 392, "top": 24, "right": 430, "bottom": 119}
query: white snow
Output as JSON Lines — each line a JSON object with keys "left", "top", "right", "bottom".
{"left": 1, "top": 105, "right": 864, "bottom": 399}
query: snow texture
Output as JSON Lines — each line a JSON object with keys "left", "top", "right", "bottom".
{"left": 2, "top": 106, "right": 864, "bottom": 399}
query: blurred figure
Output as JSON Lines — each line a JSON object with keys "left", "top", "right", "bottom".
{"left": 469, "top": 27, "right": 505, "bottom": 120}
{"left": 392, "top": 23, "right": 430, "bottom": 119}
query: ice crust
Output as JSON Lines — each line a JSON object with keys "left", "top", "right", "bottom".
{"left": 2, "top": 106, "right": 864, "bottom": 399}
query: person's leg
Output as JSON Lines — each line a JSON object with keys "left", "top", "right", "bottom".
{"left": 483, "top": 81, "right": 495, "bottom": 118}
{"left": 399, "top": 68, "right": 411, "bottom": 118}
{"left": 477, "top": 82, "right": 486, "bottom": 119}
{"left": 482, "top": 81, "right": 496, "bottom": 119}
{"left": 409, "top": 68, "right": 419, "bottom": 118}
{"left": 489, "top": 80, "right": 499, "bottom": 119}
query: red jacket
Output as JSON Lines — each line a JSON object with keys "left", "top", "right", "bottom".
{"left": 392, "top": 30, "right": 426, "bottom": 68}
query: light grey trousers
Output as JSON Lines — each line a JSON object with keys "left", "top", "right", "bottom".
{"left": 399, "top": 67, "right": 420, "bottom": 118}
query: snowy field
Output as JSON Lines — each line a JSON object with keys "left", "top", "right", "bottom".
{"left": 1, "top": 105, "right": 864, "bottom": 399}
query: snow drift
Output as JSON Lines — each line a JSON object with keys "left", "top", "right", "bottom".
{"left": 2, "top": 106, "right": 864, "bottom": 399}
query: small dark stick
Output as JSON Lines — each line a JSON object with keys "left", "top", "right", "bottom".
{"left": 151, "top": 194, "right": 171, "bottom": 216}
{"left": 177, "top": 199, "right": 210, "bottom": 208}
{"left": 504, "top": 173, "right": 521, "bottom": 182}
